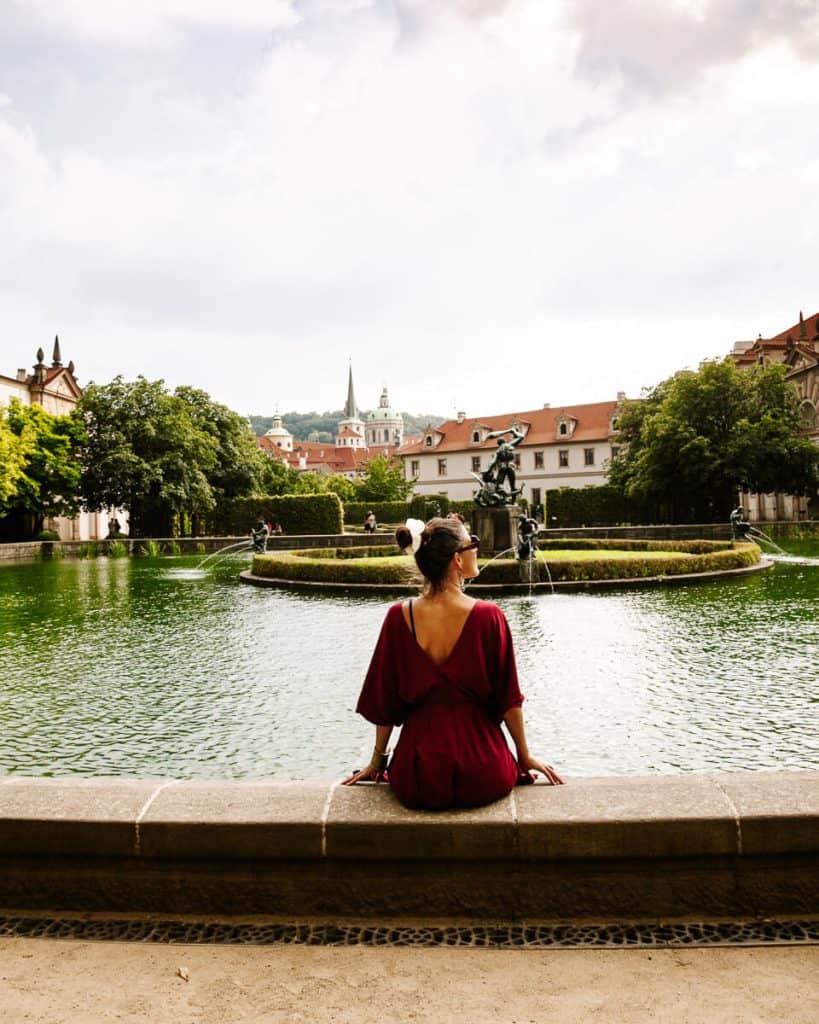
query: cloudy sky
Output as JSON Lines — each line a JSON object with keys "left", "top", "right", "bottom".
{"left": 2, "top": 0, "right": 818, "bottom": 421}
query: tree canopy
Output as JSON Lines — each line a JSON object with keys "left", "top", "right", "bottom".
{"left": 609, "top": 359, "right": 819, "bottom": 522}
{"left": 0, "top": 400, "right": 86, "bottom": 530}
{"left": 78, "top": 377, "right": 265, "bottom": 535}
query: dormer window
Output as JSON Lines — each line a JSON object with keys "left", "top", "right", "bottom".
{"left": 471, "top": 430, "right": 480, "bottom": 444}
{"left": 557, "top": 416, "right": 575, "bottom": 439}
{"left": 424, "top": 435, "right": 433, "bottom": 447}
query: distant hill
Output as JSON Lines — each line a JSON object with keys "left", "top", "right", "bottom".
{"left": 248, "top": 410, "right": 445, "bottom": 441}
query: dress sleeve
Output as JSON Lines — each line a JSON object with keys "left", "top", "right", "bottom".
{"left": 355, "top": 606, "right": 409, "bottom": 726}
{"left": 491, "top": 606, "right": 525, "bottom": 716}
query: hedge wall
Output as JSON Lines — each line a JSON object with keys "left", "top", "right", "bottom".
{"left": 537, "top": 538, "right": 733, "bottom": 554}
{"left": 477, "top": 543, "right": 759, "bottom": 583}
{"left": 252, "top": 552, "right": 413, "bottom": 585}
{"left": 344, "top": 501, "right": 410, "bottom": 525}
{"left": 546, "top": 485, "right": 654, "bottom": 528}
{"left": 210, "top": 494, "right": 343, "bottom": 535}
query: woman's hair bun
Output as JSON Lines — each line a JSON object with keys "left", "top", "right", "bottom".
{"left": 395, "top": 525, "right": 413, "bottom": 551}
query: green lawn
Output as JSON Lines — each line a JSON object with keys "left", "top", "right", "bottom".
{"left": 532, "top": 549, "right": 693, "bottom": 562}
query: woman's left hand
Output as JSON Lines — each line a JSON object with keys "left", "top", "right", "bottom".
{"left": 519, "top": 755, "right": 564, "bottom": 785}
{"left": 342, "top": 766, "right": 387, "bottom": 786}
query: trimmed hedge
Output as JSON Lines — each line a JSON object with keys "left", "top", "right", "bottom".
{"left": 478, "top": 543, "right": 759, "bottom": 584}
{"left": 547, "top": 485, "right": 655, "bottom": 528}
{"left": 344, "top": 501, "right": 410, "bottom": 525}
{"left": 252, "top": 552, "right": 413, "bottom": 585}
{"left": 210, "top": 494, "right": 343, "bottom": 535}
{"left": 537, "top": 538, "right": 733, "bottom": 554}
{"left": 251, "top": 540, "right": 760, "bottom": 586}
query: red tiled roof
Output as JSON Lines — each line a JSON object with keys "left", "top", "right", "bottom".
{"left": 398, "top": 401, "right": 623, "bottom": 455}
{"left": 731, "top": 310, "right": 819, "bottom": 366}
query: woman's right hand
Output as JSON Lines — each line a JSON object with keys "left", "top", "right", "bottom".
{"left": 342, "top": 766, "right": 387, "bottom": 786}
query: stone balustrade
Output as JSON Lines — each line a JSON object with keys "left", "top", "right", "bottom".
{"left": 0, "top": 772, "right": 816, "bottom": 921}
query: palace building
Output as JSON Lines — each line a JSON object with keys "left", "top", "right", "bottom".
{"left": 0, "top": 338, "right": 116, "bottom": 540}
{"left": 398, "top": 396, "right": 628, "bottom": 507}
{"left": 730, "top": 309, "right": 819, "bottom": 520}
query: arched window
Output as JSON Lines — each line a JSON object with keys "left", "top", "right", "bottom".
{"left": 799, "top": 400, "right": 817, "bottom": 430}
{"left": 472, "top": 430, "right": 480, "bottom": 443}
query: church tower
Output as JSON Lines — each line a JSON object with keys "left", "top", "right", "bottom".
{"left": 365, "top": 385, "right": 403, "bottom": 447}
{"left": 335, "top": 363, "right": 366, "bottom": 449}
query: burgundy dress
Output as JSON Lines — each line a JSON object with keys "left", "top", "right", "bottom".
{"left": 355, "top": 599, "right": 524, "bottom": 810}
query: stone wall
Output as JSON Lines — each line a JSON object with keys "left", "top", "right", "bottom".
{"left": 0, "top": 772, "right": 816, "bottom": 921}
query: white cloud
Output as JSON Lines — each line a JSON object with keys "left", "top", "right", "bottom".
{"left": 2, "top": 0, "right": 819, "bottom": 416}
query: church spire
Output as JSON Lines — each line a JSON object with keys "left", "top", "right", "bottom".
{"left": 344, "top": 360, "right": 358, "bottom": 419}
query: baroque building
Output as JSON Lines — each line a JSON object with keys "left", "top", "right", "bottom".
{"left": 398, "top": 397, "right": 627, "bottom": 508}
{"left": 0, "top": 338, "right": 115, "bottom": 540}
{"left": 730, "top": 309, "right": 819, "bottom": 520}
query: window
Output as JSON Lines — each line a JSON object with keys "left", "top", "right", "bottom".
{"left": 437, "top": 458, "right": 447, "bottom": 477}
{"left": 531, "top": 487, "right": 541, "bottom": 507}
{"left": 559, "top": 449, "right": 569, "bottom": 468}
{"left": 424, "top": 435, "right": 433, "bottom": 447}
{"left": 472, "top": 430, "right": 481, "bottom": 443}
{"left": 411, "top": 460, "right": 420, "bottom": 477}
{"left": 610, "top": 446, "right": 620, "bottom": 461}
{"left": 584, "top": 448, "right": 595, "bottom": 466}
{"left": 611, "top": 417, "right": 620, "bottom": 431}
{"left": 513, "top": 453, "right": 521, "bottom": 469}
{"left": 558, "top": 422, "right": 568, "bottom": 436}
{"left": 534, "top": 451, "right": 544, "bottom": 469}
{"left": 471, "top": 456, "right": 481, "bottom": 472}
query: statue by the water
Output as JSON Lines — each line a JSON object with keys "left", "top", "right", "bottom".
{"left": 516, "top": 514, "right": 540, "bottom": 560}
{"left": 251, "top": 521, "right": 269, "bottom": 553}
{"left": 472, "top": 426, "right": 525, "bottom": 506}
{"left": 730, "top": 505, "right": 751, "bottom": 540}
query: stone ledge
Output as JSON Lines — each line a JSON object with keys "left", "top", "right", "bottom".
{"left": 0, "top": 772, "right": 816, "bottom": 919}
{"left": 0, "top": 771, "right": 815, "bottom": 863}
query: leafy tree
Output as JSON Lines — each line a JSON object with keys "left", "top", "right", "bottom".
{"left": 0, "top": 409, "right": 33, "bottom": 511}
{"left": 355, "top": 452, "right": 414, "bottom": 502}
{"left": 610, "top": 359, "right": 819, "bottom": 522}
{"left": 78, "top": 377, "right": 218, "bottom": 536}
{"left": 174, "top": 386, "right": 267, "bottom": 501}
{"left": 2, "top": 400, "right": 86, "bottom": 530}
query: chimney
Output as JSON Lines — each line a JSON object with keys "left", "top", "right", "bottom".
{"left": 16, "top": 369, "right": 26, "bottom": 382}
{"left": 542, "top": 402, "right": 550, "bottom": 409}
{"left": 616, "top": 391, "right": 626, "bottom": 402}
{"left": 456, "top": 411, "right": 465, "bottom": 424}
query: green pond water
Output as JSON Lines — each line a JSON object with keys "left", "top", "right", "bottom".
{"left": 0, "top": 552, "right": 816, "bottom": 779}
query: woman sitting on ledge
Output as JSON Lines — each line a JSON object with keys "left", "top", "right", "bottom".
{"left": 343, "top": 517, "right": 563, "bottom": 809}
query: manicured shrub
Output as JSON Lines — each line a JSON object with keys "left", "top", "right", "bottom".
{"left": 537, "top": 538, "right": 733, "bottom": 554}
{"left": 252, "top": 553, "right": 413, "bottom": 585}
{"left": 547, "top": 485, "right": 655, "bottom": 528}
{"left": 35, "top": 530, "right": 60, "bottom": 541}
{"left": 210, "top": 493, "right": 343, "bottom": 535}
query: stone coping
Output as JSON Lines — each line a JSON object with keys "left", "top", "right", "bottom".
{"left": 0, "top": 771, "right": 815, "bottom": 864}
{"left": 239, "top": 557, "right": 774, "bottom": 594}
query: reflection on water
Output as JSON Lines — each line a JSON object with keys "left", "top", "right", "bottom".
{"left": 0, "top": 556, "right": 816, "bottom": 779}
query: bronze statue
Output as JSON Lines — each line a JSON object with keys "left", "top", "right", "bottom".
{"left": 472, "top": 425, "right": 525, "bottom": 506}
{"left": 516, "top": 514, "right": 540, "bottom": 560}
{"left": 251, "top": 521, "right": 269, "bottom": 553}
{"left": 730, "top": 506, "right": 751, "bottom": 540}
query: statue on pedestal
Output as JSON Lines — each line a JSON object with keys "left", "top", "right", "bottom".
{"left": 471, "top": 425, "right": 525, "bottom": 507}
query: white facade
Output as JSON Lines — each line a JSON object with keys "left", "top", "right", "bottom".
{"left": 400, "top": 400, "right": 623, "bottom": 508}
{"left": 1, "top": 340, "right": 123, "bottom": 541}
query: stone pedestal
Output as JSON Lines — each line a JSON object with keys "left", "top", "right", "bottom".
{"left": 472, "top": 505, "right": 520, "bottom": 556}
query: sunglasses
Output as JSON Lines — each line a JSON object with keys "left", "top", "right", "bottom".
{"left": 456, "top": 534, "right": 480, "bottom": 553}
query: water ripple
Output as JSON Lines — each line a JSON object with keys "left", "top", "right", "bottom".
{"left": 0, "top": 557, "right": 816, "bottom": 779}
